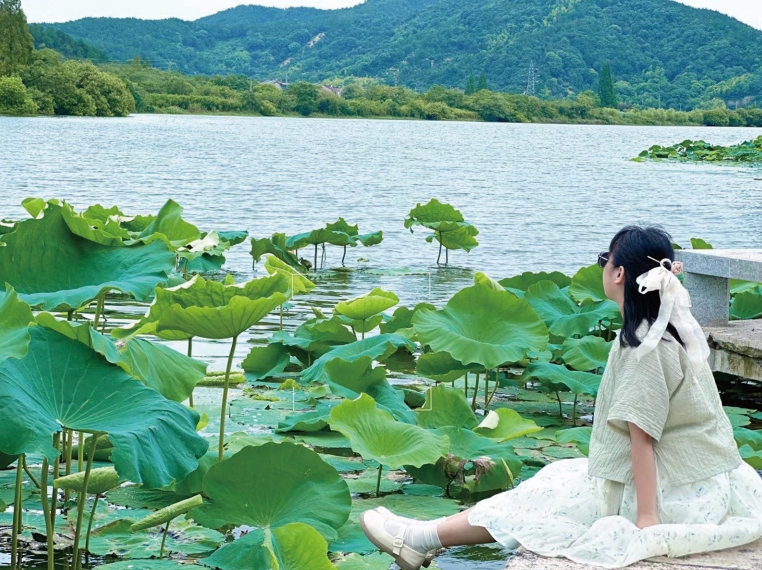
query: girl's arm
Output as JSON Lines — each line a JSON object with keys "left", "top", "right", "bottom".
{"left": 629, "top": 422, "right": 660, "bottom": 529}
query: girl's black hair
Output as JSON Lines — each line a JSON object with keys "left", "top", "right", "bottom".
{"left": 608, "top": 225, "right": 684, "bottom": 349}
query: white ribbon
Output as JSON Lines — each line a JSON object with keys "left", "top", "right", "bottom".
{"left": 633, "top": 257, "right": 710, "bottom": 376}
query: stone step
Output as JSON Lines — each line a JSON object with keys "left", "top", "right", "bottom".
{"left": 504, "top": 539, "right": 762, "bottom": 569}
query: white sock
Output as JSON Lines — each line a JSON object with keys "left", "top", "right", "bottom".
{"left": 377, "top": 506, "right": 446, "bottom": 527}
{"left": 381, "top": 517, "right": 443, "bottom": 553}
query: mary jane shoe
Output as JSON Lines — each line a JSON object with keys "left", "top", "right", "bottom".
{"left": 360, "top": 509, "right": 429, "bottom": 570}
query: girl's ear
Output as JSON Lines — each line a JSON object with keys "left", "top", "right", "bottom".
{"left": 614, "top": 266, "right": 625, "bottom": 284}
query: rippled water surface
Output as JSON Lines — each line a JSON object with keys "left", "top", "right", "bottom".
{"left": 2, "top": 116, "right": 762, "bottom": 568}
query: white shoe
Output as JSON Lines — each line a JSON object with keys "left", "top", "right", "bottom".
{"left": 374, "top": 507, "right": 438, "bottom": 566}
{"left": 360, "top": 509, "right": 429, "bottom": 570}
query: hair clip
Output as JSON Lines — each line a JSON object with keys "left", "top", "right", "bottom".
{"left": 671, "top": 261, "right": 684, "bottom": 276}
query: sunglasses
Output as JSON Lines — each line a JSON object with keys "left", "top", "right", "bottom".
{"left": 597, "top": 251, "right": 609, "bottom": 268}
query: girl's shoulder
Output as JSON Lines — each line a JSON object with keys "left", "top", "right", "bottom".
{"left": 612, "top": 321, "right": 685, "bottom": 376}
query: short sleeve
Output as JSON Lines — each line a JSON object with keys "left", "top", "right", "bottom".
{"left": 606, "top": 348, "right": 670, "bottom": 441}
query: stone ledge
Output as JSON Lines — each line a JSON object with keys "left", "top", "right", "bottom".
{"left": 504, "top": 538, "right": 762, "bottom": 569}
{"left": 676, "top": 250, "right": 762, "bottom": 282}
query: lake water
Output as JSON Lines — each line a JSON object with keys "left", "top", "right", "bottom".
{"left": 2, "top": 115, "right": 762, "bottom": 568}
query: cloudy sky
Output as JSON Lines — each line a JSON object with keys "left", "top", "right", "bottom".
{"left": 22, "top": 0, "right": 762, "bottom": 30}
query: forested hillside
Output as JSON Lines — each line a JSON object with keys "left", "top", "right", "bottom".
{"left": 38, "top": 0, "right": 762, "bottom": 109}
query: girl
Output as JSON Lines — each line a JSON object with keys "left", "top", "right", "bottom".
{"left": 361, "top": 225, "right": 762, "bottom": 569}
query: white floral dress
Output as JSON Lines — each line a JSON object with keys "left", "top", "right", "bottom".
{"left": 468, "top": 457, "right": 762, "bottom": 568}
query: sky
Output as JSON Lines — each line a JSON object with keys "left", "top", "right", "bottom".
{"left": 22, "top": 0, "right": 762, "bottom": 30}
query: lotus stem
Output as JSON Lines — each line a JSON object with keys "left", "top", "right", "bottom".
{"left": 72, "top": 433, "right": 98, "bottom": 570}
{"left": 159, "top": 519, "right": 172, "bottom": 559}
{"left": 67, "top": 310, "right": 73, "bottom": 321}
{"left": 218, "top": 335, "right": 239, "bottom": 462}
{"left": 187, "top": 338, "right": 194, "bottom": 408}
{"left": 375, "top": 464, "right": 383, "bottom": 497}
{"left": 40, "top": 455, "right": 53, "bottom": 570}
{"left": 279, "top": 304, "right": 284, "bottom": 331}
{"left": 572, "top": 395, "right": 579, "bottom": 427}
{"left": 464, "top": 373, "right": 468, "bottom": 399}
{"left": 78, "top": 431, "right": 84, "bottom": 473}
{"left": 84, "top": 494, "right": 100, "bottom": 563}
{"left": 445, "top": 246, "right": 449, "bottom": 266}
{"left": 436, "top": 233, "right": 443, "bottom": 265}
{"left": 64, "top": 430, "right": 73, "bottom": 503}
{"left": 313, "top": 244, "right": 318, "bottom": 272}
{"left": 93, "top": 294, "right": 105, "bottom": 329}
{"left": 486, "top": 369, "right": 500, "bottom": 408}
{"left": 361, "top": 319, "right": 365, "bottom": 341}
{"left": 483, "top": 369, "right": 490, "bottom": 410}
{"left": 342, "top": 245, "right": 347, "bottom": 267}
{"left": 50, "top": 433, "right": 61, "bottom": 538}
{"left": 471, "top": 373, "right": 480, "bottom": 410}
{"left": 555, "top": 391, "right": 563, "bottom": 418}
{"left": 11, "top": 455, "right": 24, "bottom": 570}
{"left": 23, "top": 461, "right": 40, "bottom": 489}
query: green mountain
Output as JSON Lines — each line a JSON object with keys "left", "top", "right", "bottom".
{"left": 43, "top": 0, "right": 762, "bottom": 108}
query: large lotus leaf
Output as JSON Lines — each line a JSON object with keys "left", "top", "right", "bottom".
{"left": 734, "top": 427, "right": 762, "bottom": 451}
{"left": 136, "top": 199, "right": 201, "bottom": 248}
{"left": 328, "top": 394, "right": 449, "bottom": 469}
{"left": 251, "top": 233, "right": 302, "bottom": 270}
{"left": 0, "top": 204, "right": 174, "bottom": 311}
{"left": 301, "top": 334, "right": 416, "bottom": 383}
{"left": 287, "top": 228, "right": 353, "bottom": 249}
{"left": 416, "top": 384, "right": 478, "bottom": 430}
{"left": 556, "top": 427, "right": 592, "bottom": 456}
{"left": 569, "top": 264, "right": 607, "bottom": 304}
{"left": 379, "top": 303, "right": 435, "bottom": 334}
{"left": 0, "top": 327, "right": 208, "bottom": 488}
{"left": 36, "top": 314, "right": 206, "bottom": 403}
{"left": 521, "top": 361, "right": 602, "bottom": 396}
{"left": 0, "top": 286, "right": 33, "bottom": 364}
{"left": 524, "top": 280, "right": 610, "bottom": 338}
{"left": 241, "top": 343, "right": 291, "bottom": 379}
{"left": 691, "top": 238, "right": 713, "bottom": 250}
{"left": 472, "top": 409, "right": 542, "bottom": 441}
{"left": 355, "top": 231, "right": 384, "bottom": 247}
{"left": 730, "top": 287, "right": 762, "bottom": 320}
{"left": 339, "top": 314, "right": 384, "bottom": 334}
{"left": 406, "top": 427, "right": 522, "bottom": 494}
{"left": 61, "top": 202, "right": 132, "bottom": 246}
{"left": 217, "top": 230, "right": 249, "bottom": 248}
{"left": 201, "top": 522, "right": 336, "bottom": 570}
{"left": 335, "top": 288, "right": 399, "bottom": 321}
{"left": 404, "top": 198, "right": 465, "bottom": 231}
{"left": 416, "top": 351, "right": 482, "bottom": 383}
{"left": 264, "top": 254, "right": 315, "bottom": 293}
{"left": 425, "top": 224, "right": 479, "bottom": 252}
{"left": 156, "top": 275, "right": 290, "bottom": 339}
{"left": 499, "top": 271, "right": 572, "bottom": 294}
{"left": 413, "top": 284, "right": 548, "bottom": 370}
{"left": 562, "top": 336, "right": 612, "bottom": 371}
{"left": 193, "top": 442, "right": 350, "bottom": 540}
{"left": 21, "top": 196, "right": 51, "bottom": 218}
{"left": 473, "top": 271, "right": 504, "bottom": 291}
{"left": 276, "top": 408, "right": 332, "bottom": 433}
{"left": 88, "top": 561, "right": 192, "bottom": 570}
{"left": 740, "top": 445, "right": 762, "bottom": 470}
{"left": 323, "top": 358, "right": 416, "bottom": 424}
{"left": 326, "top": 218, "right": 359, "bottom": 236}
{"left": 335, "top": 553, "right": 394, "bottom": 570}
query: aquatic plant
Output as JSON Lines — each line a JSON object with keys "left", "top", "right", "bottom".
{"left": 634, "top": 136, "right": 762, "bottom": 163}
{"left": 334, "top": 287, "right": 399, "bottom": 338}
{"left": 404, "top": 199, "right": 479, "bottom": 265}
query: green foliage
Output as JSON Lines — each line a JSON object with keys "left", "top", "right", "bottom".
{"left": 0, "top": 75, "right": 36, "bottom": 114}
{"left": 0, "top": 0, "right": 33, "bottom": 76}
{"left": 636, "top": 136, "right": 762, "bottom": 163}
{"left": 598, "top": 61, "right": 617, "bottom": 109}
{"left": 28, "top": 23, "right": 108, "bottom": 62}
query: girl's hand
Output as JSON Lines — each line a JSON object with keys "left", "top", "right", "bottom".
{"left": 636, "top": 513, "right": 660, "bottom": 529}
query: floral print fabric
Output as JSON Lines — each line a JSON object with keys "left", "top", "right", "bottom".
{"left": 467, "top": 458, "right": 762, "bottom": 568}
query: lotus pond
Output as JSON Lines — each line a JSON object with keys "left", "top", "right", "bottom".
{"left": 1, "top": 195, "right": 762, "bottom": 570}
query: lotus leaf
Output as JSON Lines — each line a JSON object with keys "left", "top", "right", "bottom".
{"left": 201, "top": 522, "right": 336, "bottom": 570}
{"left": 264, "top": 254, "right": 315, "bottom": 293}
{"left": 524, "top": 280, "right": 613, "bottom": 338}
{"left": 0, "top": 327, "right": 208, "bottom": 488}
{"left": 241, "top": 343, "right": 291, "bottom": 379}
{"left": 131, "top": 494, "right": 204, "bottom": 531}
{"left": 404, "top": 198, "right": 468, "bottom": 232}
{"left": 561, "top": 336, "right": 612, "bottom": 371}
{"left": 734, "top": 427, "right": 762, "bottom": 450}
{"left": 53, "top": 467, "right": 122, "bottom": 495}
{"left": 287, "top": 228, "right": 354, "bottom": 250}
{"left": 691, "top": 238, "right": 713, "bottom": 249}
{"left": 21, "top": 196, "right": 50, "bottom": 218}
{"left": 336, "top": 553, "right": 395, "bottom": 570}
{"left": 350, "top": 495, "right": 459, "bottom": 523}
{"left": 328, "top": 394, "right": 449, "bottom": 469}
{"left": 335, "top": 288, "right": 399, "bottom": 321}
{"left": 473, "top": 408, "right": 541, "bottom": 441}
{"left": 0, "top": 286, "right": 33, "bottom": 364}
{"left": 416, "top": 351, "right": 482, "bottom": 383}
{"left": 416, "top": 384, "right": 478, "bottom": 430}
{"left": 521, "top": 361, "right": 602, "bottom": 397}
{"left": 156, "top": 275, "right": 290, "bottom": 339}
{"left": 413, "top": 284, "right": 549, "bottom": 370}
{"left": 90, "top": 561, "right": 197, "bottom": 570}
{"left": 568, "top": 264, "right": 607, "bottom": 304}
{"left": 425, "top": 224, "right": 479, "bottom": 252}
{"left": 499, "top": 271, "right": 572, "bottom": 294}
{"left": 739, "top": 445, "right": 762, "bottom": 469}
{"left": 301, "top": 334, "right": 416, "bottom": 383}
{"left": 276, "top": 408, "right": 332, "bottom": 433}
{"left": 0, "top": 204, "right": 174, "bottom": 311}
{"left": 326, "top": 218, "right": 359, "bottom": 236}
{"left": 61, "top": 202, "right": 131, "bottom": 246}
{"left": 251, "top": 233, "right": 302, "bottom": 270}
{"left": 195, "top": 442, "right": 350, "bottom": 538}
{"left": 406, "top": 427, "right": 521, "bottom": 494}
{"left": 473, "top": 271, "right": 504, "bottom": 291}
{"left": 136, "top": 199, "right": 201, "bottom": 248}
{"left": 355, "top": 232, "right": 384, "bottom": 247}
{"left": 556, "top": 427, "right": 592, "bottom": 456}
{"left": 379, "top": 303, "right": 435, "bottom": 334}
{"left": 731, "top": 287, "right": 762, "bottom": 320}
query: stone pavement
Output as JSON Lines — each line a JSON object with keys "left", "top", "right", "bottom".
{"left": 504, "top": 539, "right": 762, "bottom": 569}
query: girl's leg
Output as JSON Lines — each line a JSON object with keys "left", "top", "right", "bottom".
{"left": 436, "top": 508, "right": 496, "bottom": 547}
